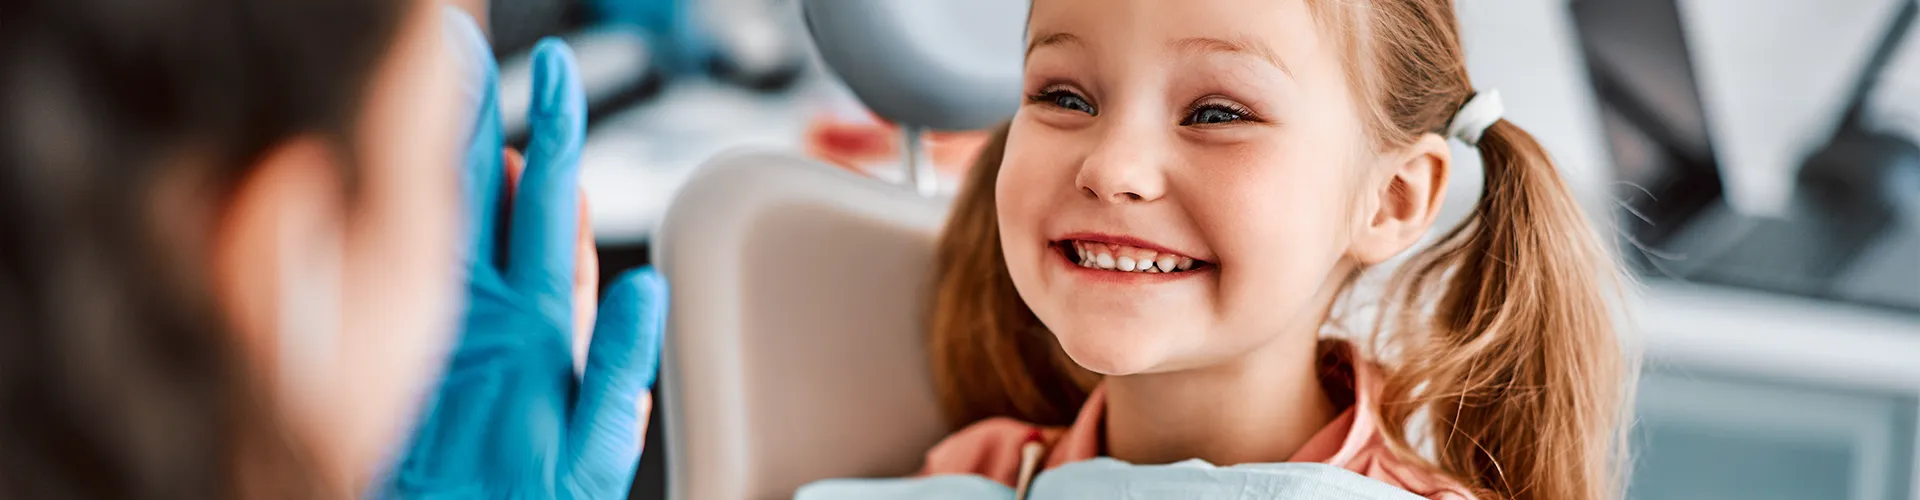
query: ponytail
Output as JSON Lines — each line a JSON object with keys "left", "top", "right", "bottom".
{"left": 1372, "top": 120, "right": 1632, "bottom": 500}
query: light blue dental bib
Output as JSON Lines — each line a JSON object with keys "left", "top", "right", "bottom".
{"left": 796, "top": 458, "right": 1427, "bottom": 500}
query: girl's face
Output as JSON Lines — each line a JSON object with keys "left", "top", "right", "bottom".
{"left": 998, "top": 0, "right": 1373, "bottom": 375}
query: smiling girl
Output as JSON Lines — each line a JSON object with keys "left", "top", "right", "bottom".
{"left": 920, "top": 1, "right": 1632, "bottom": 499}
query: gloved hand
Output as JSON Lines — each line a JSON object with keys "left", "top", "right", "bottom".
{"left": 380, "top": 9, "right": 665, "bottom": 499}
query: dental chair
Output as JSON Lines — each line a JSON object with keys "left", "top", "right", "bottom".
{"left": 650, "top": 1, "right": 1027, "bottom": 499}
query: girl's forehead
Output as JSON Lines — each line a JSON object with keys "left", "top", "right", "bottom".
{"left": 1024, "top": 0, "right": 1336, "bottom": 70}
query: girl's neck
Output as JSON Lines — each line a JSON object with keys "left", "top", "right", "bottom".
{"left": 1101, "top": 331, "right": 1336, "bottom": 466}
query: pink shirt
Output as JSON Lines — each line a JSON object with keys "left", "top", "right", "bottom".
{"left": 917, "top": 341, "right": 1477, "bottom": 499}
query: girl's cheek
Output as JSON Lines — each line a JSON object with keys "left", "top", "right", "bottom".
{"left": 1003, "top": 169, "right": 1050, "bottom": 233}
{"left": 997, "top": 143, "right": 1055, "bottom": 220}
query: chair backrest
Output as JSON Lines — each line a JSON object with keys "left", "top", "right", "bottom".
{"left": 652, "top": 150, "right": 953, "bottom": 500}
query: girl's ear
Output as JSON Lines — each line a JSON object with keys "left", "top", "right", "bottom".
{"left": 1350, "top": 133, "right": 1451, "bottom": 265}
{"left": 209, "top": 136, "right": 347, "bottom": 371}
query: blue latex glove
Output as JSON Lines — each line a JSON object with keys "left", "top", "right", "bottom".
{"left": 381, "top": 9, "right": 665, "bottom": 499}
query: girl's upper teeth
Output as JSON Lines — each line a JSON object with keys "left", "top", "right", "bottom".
{"left": 1071, "top": 240, "right": 1196, "bottom": 273}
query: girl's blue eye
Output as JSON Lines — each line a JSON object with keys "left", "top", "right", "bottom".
{"left": 1182, "top": 105, "right": 1246, "bottom": 126}
{"left": 1034, "top": 90, "right": 1097, "bottom": 116}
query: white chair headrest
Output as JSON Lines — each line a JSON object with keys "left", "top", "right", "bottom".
{"left": 653, "top": 150, "right": 953, "bottom": 500}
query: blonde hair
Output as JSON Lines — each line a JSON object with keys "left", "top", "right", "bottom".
{"left": 928, "top": 3, "right": 1633, "bottom": 499}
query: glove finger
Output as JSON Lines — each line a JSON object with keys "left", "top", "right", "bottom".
{"left": 506, "top": 37, "right": 586, "bottom": 305}
{"left": 440, "top": 6, "right": 507, "bottom": 272}
{"left": 564, "top": 393, "right": 650, "bottom": 500}
{"left": 565, "top": 267, "right": 665, "bottom": 495}
{"left": 507, "top": 151, "right": 601, "bottom": 374}
{"left": 506, "top": 149, "right": 598, "bottom": 373}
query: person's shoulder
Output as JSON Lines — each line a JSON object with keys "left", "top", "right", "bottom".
{"left": 918, "top": 417, "right": 1065, "bottom": 486}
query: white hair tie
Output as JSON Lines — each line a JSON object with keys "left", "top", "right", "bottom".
{"left": 1446, "top": 89, "right": 1504, "bottom": 146}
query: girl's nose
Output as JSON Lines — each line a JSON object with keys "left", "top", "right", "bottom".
{"left": 1074, "top": 123, "right": 1168, "bottom": 204}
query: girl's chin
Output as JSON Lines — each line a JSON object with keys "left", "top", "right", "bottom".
{"left": 1053, "top": 330, "right": 1176, "bottom": 376}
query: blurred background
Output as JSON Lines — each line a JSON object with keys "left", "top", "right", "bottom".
{"left": 467, "top": 0, "right": 1920, "bottom": 497}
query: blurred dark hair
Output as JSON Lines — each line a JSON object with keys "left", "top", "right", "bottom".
{"left": 0, "top": 0, "right": 407, "bottom": 497}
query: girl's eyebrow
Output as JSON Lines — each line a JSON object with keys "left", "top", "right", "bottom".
{"left": 1026, "top": 30, "right": 1292, "bottom": 80}
{"left": 1027, "top": 31, "right": 1083, "bottom": 57}
{"left": 1169, "top": 35, "right": 1293, "bottom": 78}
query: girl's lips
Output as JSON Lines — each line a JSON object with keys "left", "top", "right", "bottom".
{"left": 1042, "top": 231, "right": 1215, "bottom": 284}
{"left": 1049, "top": 241, "right": 1212, "bottom": 283}
{"left": 1052, "top": 244, "right": 1198, "bottom": 282}
{"left": 1051, "top": 232, "right": 1211, "bottom": 264}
